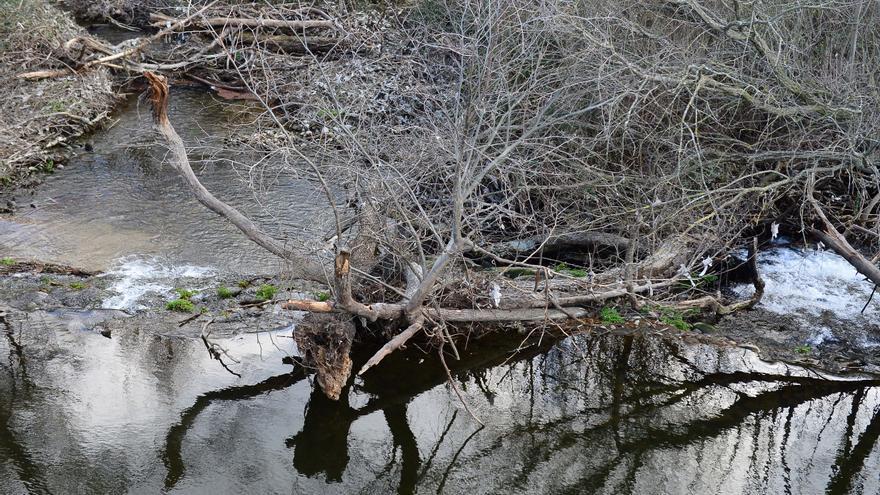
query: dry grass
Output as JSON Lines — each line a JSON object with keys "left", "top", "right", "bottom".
{"left": 0, "top": 0, "right": 116, "bottom": 183}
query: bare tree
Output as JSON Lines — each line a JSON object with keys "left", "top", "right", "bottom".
{"left": 94, "top": 0, "right": 878, "bottom": 396}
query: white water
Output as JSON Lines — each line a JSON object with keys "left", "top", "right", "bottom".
{"left": 732, "top": 245, "right": 878, "bottom": 320}
{"left": 101, "top": 256, "right": 215, "bottom": 311}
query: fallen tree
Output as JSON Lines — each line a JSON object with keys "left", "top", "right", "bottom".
{"left": 139, "top": 0, "right": 880, "bottom": 399}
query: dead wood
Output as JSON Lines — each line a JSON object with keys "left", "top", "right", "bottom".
{"left": 148, "top": 12, "right": 335, "bottom": 32}
{"left": 294, "top": 314, "right": 355, "bottom": 400}
{"left": 19, "top": 2, "right": 220, "bottom": 80}
{"left": 673, "top": 237, "right": 765, "bottom": 316}
{"left": 144, "top": 71, "right": 328, "bottom": 283}
{"left": 810, "top": 197, "right": 880, "bottom": 288}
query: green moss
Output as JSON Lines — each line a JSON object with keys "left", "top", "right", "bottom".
{"left": 659, "top": 307, "right": 691, "bottom": 331}
{"left": 554, "top": 262, "right": 587, "bottom": 278}
{"left": 165, "top": 299, "right": 195, "bottom": 312}
{"left": 794, "top": 344, "right": 812, "bottom": 355}
{"left": 69, "top": 281, "right": 85, "bottom": 290}
{"left": 217, "top": 286, "right": 234, "bottom": 299}
{"left": 600, "top": 306, "right": 625, "bottom": 325}
{"left": 255, "top": 284, "right": 277, "bottom": 302}
{"left": 0, "top": 257, "right": 14, "bottom": 266}
{"left": 237, "top": 279, "right": 250, "bottom": 288}
{"left": 502, "top": 268, "right": 536, "bottom": 279}
{"left": 174, "top": 288, "right": 197, "bottom": 300}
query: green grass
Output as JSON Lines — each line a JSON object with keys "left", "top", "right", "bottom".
{"left": 315, "top": 291, "right": 331, "bottom": 302}
{"left": 600, "top": 306, "right": 625, "bottom": 325}
{"left": 166, "top": 299, "right": 195, "bottom": 312}
{"left": 0, "top": 257, "right": 14, "bottom": 266}
{"left": 255, "top": 284, "right": 277, "bottom": 302}
{"left": 217, "top": 286, "right": 234, "bottom": 299}
{"left": 794, "top": 344, "right": 812, "bottom": 355}
{"left": 174, "top": 288, "right": 197, "bottom": 300}
{"left": 69, "top": 281, "right": 85, "bottom": 290}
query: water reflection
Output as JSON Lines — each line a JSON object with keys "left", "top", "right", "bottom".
{"left": 3, "top": 316, "right": 880, "bottom": 494}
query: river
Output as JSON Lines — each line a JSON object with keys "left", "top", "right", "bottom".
{"left": 2, "top": 89, "right": 880, "bottom": 494}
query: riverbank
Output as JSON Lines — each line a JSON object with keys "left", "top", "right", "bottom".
{"left": 3, "top": 248, "right": 880, "bottom": 379}
{"left": 0, "top": 1, "right": 117, "bottom": 195}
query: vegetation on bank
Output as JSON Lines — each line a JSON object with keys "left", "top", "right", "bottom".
{"left": 0, "top": 0, "right": 115, "bottom": 187}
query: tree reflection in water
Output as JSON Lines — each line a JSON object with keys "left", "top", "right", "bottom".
{"left": 158, "top": 331, "right": 880, "bottom": 494}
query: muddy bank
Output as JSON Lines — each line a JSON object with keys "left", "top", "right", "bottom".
{"left": 0, "top": 1, "right": 117, "bottom": 190}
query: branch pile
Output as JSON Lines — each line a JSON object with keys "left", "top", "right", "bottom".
{"left": 139, "top": 0, "right": 880, "bottom": 397}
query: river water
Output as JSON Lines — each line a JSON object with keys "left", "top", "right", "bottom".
{"left": 3, "top": 90, "right": 880, "bottom": 494}
{"left": 3, "top": 320, "right": 880, "bottom": 494}
{"left": 0, "top": 89, "right": 332, "bottom": 275}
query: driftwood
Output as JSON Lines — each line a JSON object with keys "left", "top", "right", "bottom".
{"left": 18, "top": 2, "right": 221, "bottom": 80}
{"left": 809, "top": 196, "right": 880, "bottom": 288}
{"left": 149, "top": 12, "right": 335, "bottom": 32}
{"left": 494, "top": 232, "right": 634, "bottom": 258}
{"left": 144, "top": 71, "right": 328, "bottom": 283}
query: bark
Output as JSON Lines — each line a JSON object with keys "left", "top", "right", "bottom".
{"left": 149, "top": 13, "right": 335, "bottom": 32}
{"left": 144, "top": 71, "right": 328, "bottom": 283}
{"left": 810, "top": 199, "right": 880, "bottom": 287}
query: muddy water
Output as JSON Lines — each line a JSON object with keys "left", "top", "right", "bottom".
{"left": 0, "top": 89, "right": 333, "bottom": 275}
{"left": 3, "top": 319, "right": 880, "bottom": 494}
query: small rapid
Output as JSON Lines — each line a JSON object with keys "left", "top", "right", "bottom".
{"left": 731, "top": 240, "right": 880, "bottom": 350}
{"left": 101, "top": 256, "right": 215, "bottom": 311}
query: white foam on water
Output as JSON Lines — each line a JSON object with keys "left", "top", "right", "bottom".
{"left": 732, "top": 247, "right": 878, "bottom": 320}
{"left": 807, "top": 326, "right": 837, "bottom": 346}
{"left": 101, "top": 256, "right": 215, "bottom": 311}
